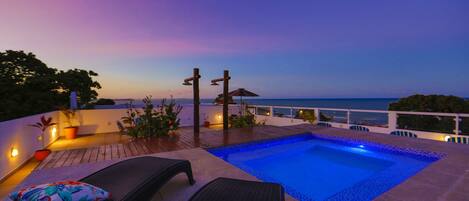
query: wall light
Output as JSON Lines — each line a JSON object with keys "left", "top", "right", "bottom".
{"left": 11, "top": 147, "right": 19, "bottom": 158}
{"left": 266, "top": 112, "right": 270, "bottom": 116}
{"left": 217, "top": 114, "right": 222, "bottom": 120}
{"left": 444, "top": 135, "right": 451, "bottom": 142}
{"left": 51, "top": 127, "right": 57, "bottom": 138}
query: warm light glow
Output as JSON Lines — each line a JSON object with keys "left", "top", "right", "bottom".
{"left": 11, "top": 148, "right": 19, "bottom": 158}
{"left": 299, "top": 110, "right": 303, "bottom": 114}
{"left": 51, "top": 127, "right": 57, "bottom": 138}
{"left": 266, "top": 112, "right": 270, "bottom": 116}
{"left": 444, "top": 135, "right": 451, "bottom": 142}
{"left": 217, "top": 114, "right": 222, "bottom": 120}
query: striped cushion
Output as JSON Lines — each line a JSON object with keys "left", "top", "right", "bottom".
{"left": 390, "top": 131, "right": 418, "bottom": 138}
{"left": 317, "top": 122, "right": 332, "bottom": 127}
{"left": 447, "top": 136, "right": 469, "bottom": 144}
{"left": 349, "top": 125, "right": 369, "bottom": 132}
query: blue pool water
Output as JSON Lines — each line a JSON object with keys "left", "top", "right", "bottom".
{"left": 209, "top": 134, "right": 441, "bottom": 201}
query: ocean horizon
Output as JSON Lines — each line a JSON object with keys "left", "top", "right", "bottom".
{"left": 112, "top": 98, "right": 399, "bottom": 110}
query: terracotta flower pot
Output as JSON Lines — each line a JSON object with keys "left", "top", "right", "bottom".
{"left": 64, "top": 127, "right": 78, "bottom": 139}
{"left": 204, "top": 121, "right": 210, "bottom": 128}
{"left": 34, "top": 149, "right": 51, "bottom": 161}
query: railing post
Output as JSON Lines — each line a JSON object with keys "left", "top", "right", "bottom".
{"left": 290, "top": 107, "right": 293, "bottom": 119}
{"left": 347, "top": 109, "right": 351, "bottom": 126}
{"left": 455, "top": 114, "right": 460, "bottom": 135}
{"left": 388, "top": 111, "right": 397, "bottom": 130}
{"left": 314, "top": 108, "right": 320, "bottom": 124}
{"left": 269, "top": 106, "right": 274, "bottom": 117}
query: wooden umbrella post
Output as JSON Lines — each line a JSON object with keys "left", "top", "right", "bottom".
{"left": 211, "top": 70, "right": 231, "bottom": 131}
{"left": 223, "top": 70, "right": 229, "bottom": 131}
{"left": 193, "top": 68, "right": 200, "bottom": 135}
{"left": 183, "top": 68, "right": 201, "bottom": 138}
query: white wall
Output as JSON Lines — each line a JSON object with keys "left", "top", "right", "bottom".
{"left": 0, "top": 111, "right": 60, "bottom": 181}
{"left": 256, "top": 115, "right": 310, "bottom": 126}
{"left": 62, "top": 104, "right": 240, "bottom": 135}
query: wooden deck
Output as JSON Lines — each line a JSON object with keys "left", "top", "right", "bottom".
{"left": 37, "top": 124, "right": 314, "bottom": 170}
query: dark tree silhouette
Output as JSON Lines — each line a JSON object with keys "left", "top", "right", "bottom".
{"left": 57, "top": 69, "right": 101, "bottom": 106}
{"left": 94, "top": 98, "right": 116, "bottom": 105}
{"left": 0, "top": 50, "right": 101, "bottom": 121}
{"left": 389, "top": 94, "right": 469, "bottom": 134}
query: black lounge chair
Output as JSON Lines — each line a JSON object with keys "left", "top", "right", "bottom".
{"left": 189, "top": 177, "right": 285, "bottom": 201}
{"left": 79, "top": 156, "right": 195, "bottom": 201}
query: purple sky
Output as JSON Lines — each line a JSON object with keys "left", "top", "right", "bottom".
{"left": 1, "top": 0, "right": 468, "bottom": 99}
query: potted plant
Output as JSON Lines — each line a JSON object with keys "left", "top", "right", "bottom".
{"left": 61, "top": 109, "right": 79, "bottom": 139}
{"left": 29, "top": 116, "right": 56, "bottom": 161}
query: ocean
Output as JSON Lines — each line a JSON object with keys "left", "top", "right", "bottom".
{"left": 113, "top": 98, "right": 398, "bottom": 110}
{"left": 234, "top": 98, "right": 398, "bottom": 110}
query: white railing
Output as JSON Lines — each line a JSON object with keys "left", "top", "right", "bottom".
{"left": 249, "top": 105, "right": 469, "bottom": 138}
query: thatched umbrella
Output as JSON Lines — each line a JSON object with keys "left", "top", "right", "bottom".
{"left": 228, "top": 88, "right": 259, "bottom": 114}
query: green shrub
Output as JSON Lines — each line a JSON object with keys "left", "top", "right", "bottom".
{"left": 295, "top": 109, "right": 317, "bottom": 124}
{"left": 229, "top": 111, "right": 262, "bottom": 128}
{"left": 118, "top": 96, "right": 182, "bottom": 138}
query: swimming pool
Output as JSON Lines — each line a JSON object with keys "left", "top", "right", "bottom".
{"left": 208, "top": 134, "right": 441, "bottom": 201}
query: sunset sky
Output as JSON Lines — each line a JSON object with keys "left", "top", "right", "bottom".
{"left": 1, "top": 0, "right": 468, "bottom": 99}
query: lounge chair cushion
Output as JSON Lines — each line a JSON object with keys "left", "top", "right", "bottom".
{"left": 8, "top": 180, "right": 111, "bottom": 201}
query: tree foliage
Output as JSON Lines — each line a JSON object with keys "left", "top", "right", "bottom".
{"left": 57, "top": 69, "right": 101, "bottom": 106}
{"left": 213, "top": 93, "right": 234, "bottom": 105}
{"left": 0, "top": 50, "right": 101, "bottom": 121}
{"left": 389, "top": 94, "right": 469, "bottom": 134}
{"left": 94, "top": 98, "right": 116, "bottom": 105}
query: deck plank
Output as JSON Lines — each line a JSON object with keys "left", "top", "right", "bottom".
{"left": 71, "top": 149, "right": 86, "bottom": 165}
{"left": 37, "top": 151, "right": 57, "bottom": 169}
{"left": 117, "top": 144, "right": 126, "bottom": 158}
{"left": 128, "top": 142, "right": 139, "bottom": 156}
{"left": 111, "top": 144, "right": 119, "bottom": 159}
{"left": 82, "top": 148, "right": 93, "bottom": 163}
{"left": 62, "top": 149, "right": 78, "bottom": 167}
{"left": 53, "top": 150, "right": 72, "bottom": 168}
{"left": 43, "top": 151, "right": 66, "bottom": 169}
{"left": 123, "top": 143, "right": 132, "bottom": 157}
{"left": 88, "top": 147, "right": 99, "bottom": 163}
{"left": 104, "top": 144, "right": 112, "bottom": 161}
{"left": 97, "top": 145, "right": 106, "bottom": 162}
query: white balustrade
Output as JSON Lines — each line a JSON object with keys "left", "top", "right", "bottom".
{"left": 250, "top": 104, "right": 469, "bottom": 139}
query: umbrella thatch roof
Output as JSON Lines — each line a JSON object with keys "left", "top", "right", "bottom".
{"left": 213, "top": 94, "right": 235, "bottom": 105}
{"left": 228, "top": 88, "right": 259, "bottom": 97}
